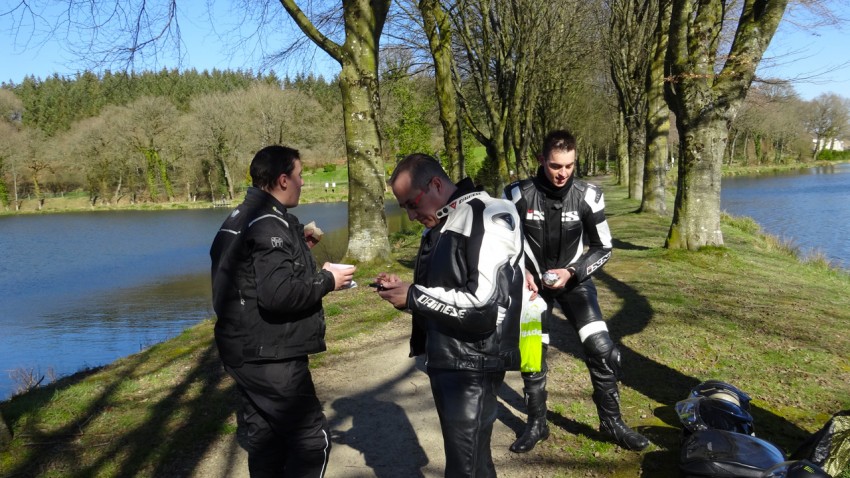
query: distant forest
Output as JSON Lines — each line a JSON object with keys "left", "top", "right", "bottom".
{"left": 0, "top": 68, "right": 444, "bottom": 208}
{"left": 0, "top": 67, "right": 848, "bottom": 211}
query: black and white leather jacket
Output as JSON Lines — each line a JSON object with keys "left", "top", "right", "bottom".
{"left": 407, "top": 178, "right": 524, "bottom": 372}
{"left": 504, "top": 170, "right": 613, "bottom": 286}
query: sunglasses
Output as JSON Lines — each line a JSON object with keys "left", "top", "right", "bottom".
{"left": 402, "top": 178, "right": 433, "bottom": 211}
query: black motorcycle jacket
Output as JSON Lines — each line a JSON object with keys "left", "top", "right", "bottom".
{"left": 407, "top": 178, "right": 525, "bottom": 372}
{"left": 210, "top": 187, "right": 335, "bottom": 367}
{"left": 504, "top": 169, "right": 613, "bottom": 285}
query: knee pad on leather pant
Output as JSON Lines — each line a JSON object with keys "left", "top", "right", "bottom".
{"left": 583, "top": 331, "right": 622, "bottom": 380}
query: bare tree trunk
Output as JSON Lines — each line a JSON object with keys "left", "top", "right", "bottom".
{"left": 617, "top": 111, "right": 629, "bottom": 186}
{"left": 665, "top": 117, "right": 725, "bottom": 249}
{"left": 280, "top": 0, "right": 391, "bottom": 262}
{"left": 608, "top": 0, "right": 655, "bottom": 201}
{"left": 664, "top": 0, "right": 787, "bottom": 249}
{"left": 13, "top": 169, "right": 20, "bottom": 211}
{"left": 419, "top": 0, "right": 464, "bottom": 181}
{"left": 626, "top": 117, "right": 646, "bottom": 201}
{"left": 640, "top": 0, "right": 670, "bottom": 215}
{"left": 217, "top": 155, "right": 234, "bottom": 201}
{"left": 112, "top": 174, "right": 123, "bottom": 204}
{"left": 729, "top": 129, "right": 740, "bottom": 166}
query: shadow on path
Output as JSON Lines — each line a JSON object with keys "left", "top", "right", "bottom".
{"left": 325, "top": 355, "right": 429, "bottom": 478}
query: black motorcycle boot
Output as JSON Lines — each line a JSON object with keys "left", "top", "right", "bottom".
{"left": 510, "top": 389, "right": 550, "bottom": 453}
{"left": 594, "top": 389, "right": 649, "bottom": 451}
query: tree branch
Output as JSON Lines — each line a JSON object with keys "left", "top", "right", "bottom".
{"left": 278, "top": 0, "right": 343, "bottom": 63}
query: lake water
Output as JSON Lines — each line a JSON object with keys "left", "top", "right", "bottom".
{"left": 2, "top": 164, "right": 847, "bottom": 400}
{"left": 0, "top": 202, "right": 409, "bottom": 399}
{"left": 721, "top": 162, "right": 850, "bottom": 270}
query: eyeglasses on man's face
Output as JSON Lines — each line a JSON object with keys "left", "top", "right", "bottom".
{"left": 401, "top": 178, "right": 433, "bottom": 211}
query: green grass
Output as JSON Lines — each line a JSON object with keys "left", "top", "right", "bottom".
{"left": 721, "top": 159, "right": 846, "bottom": 176}
{"left": 2, "top": 179, "right": 849, "bottom": 477}
{"left": 2, "top": 164, "right": 354, "bottom": 215}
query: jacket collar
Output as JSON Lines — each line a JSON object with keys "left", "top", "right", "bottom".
{"left": 436, "top": 177, "right": 486, "bottom": 219}
{"left": 246, "top": 187, "right": 289, "bottom": 217}
{"left": 534, "top": 166, "right": 574, "bottom": 199}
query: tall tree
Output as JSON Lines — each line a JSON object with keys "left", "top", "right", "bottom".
{"left": 65, "top": 114, "right": 129, "bottom": 206}
{"left": 417, "top": 0, "right": 465, "bottom": 180}
{"left": 0, "top": 89, "right": 23, "bottom": 208}
{"left": 449, "top": 0, "right": 591, "bottom": 192}
{"left": 4, "top": 0, "right": 391, "bottom": 262}
{"left": 125, "top": 96, "right": 180, "bottom": 202}
{"left": 640, "top": 0, "right": 672, "bottom": 215}
{"left": 22, "top": 131, "right": 53, "bottom": 210}
{"left": 606, "top": 0, "right": 657, "bottom": 201}
{"left": 804, "top": 92, "right": 849, "bottom": 160}
{"left": 450, "top": 0, "right": 522, "bottom": 192}
{"left": 664, "top": 0, "right": 788, "bottom": 250}
{"left": 188, "top": 92, "right": 244, "bottom": 202}
{"left": 279, "top": 0, "right": 392, "bottom": 262}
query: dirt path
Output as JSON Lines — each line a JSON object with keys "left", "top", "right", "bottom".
{"left": 190, "top": 317, "right": 547, "bottom": 478}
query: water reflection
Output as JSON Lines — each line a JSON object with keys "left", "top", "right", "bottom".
{"left": 721, "top": 162, "right": 850, "bottom": 269}
{"left": 0, "top": 202, "right": 414, "bottom": 399}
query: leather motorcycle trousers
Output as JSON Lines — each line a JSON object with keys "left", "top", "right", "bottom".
{"left": 428, "top": 367, "right": 506, "bottom": 478}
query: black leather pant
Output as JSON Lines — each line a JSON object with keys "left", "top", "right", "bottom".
{"left": 225, "top": 357, "right": 331, "bottom": 478}
{"left": 428, "top": 367, "right": 506, "bottom": 478}
{"left": 524, "top": 280, "right": 622, "bottom": 418}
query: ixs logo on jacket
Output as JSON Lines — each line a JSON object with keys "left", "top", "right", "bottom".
{"left": 585, "top": 251, "right": 611, "bottom": 275}
{"left": 416, "top": 295, "right": 467, "bottom": 318}
{"left": 562, "top": 210, "right": 579, "bottom": 222}
{"left": 525, "top": 209, "right": 580, "bottom": 222}
{"left": 270, "top": 237, "right": 283, "bottom": 248}
{"left": 526, "top": 209, "right": 544, "bottom": 221}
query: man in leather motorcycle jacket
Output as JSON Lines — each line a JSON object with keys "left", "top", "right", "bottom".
{"left": 375, "top": 153, "right": 524, "bottom": 477}
{"left": 210, "top": 145, "right": 355, "bottom": 477}
{"left": 502, "top": 130, "right": 650, "bottom": 453}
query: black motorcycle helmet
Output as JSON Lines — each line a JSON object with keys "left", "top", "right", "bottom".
{"left": 690, "top": 380, "right": 752, "bottom": 410}
{"left": 677, "top": 380, "right": 755, "bottom": 436}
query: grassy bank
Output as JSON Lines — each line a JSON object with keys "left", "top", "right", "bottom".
{"left": 721, "top": 159, "right": 848, "bottom": 176}
{"left": 5, "top": 159, "right": 846, "bottom": 216}
{"left": 0, "top": 165, "right": 353, "bottom": 215}
{"left": 2, "top": 179, "right": 849, "bottom": 477}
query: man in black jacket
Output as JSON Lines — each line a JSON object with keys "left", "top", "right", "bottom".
{"left": 503, "top": 130, "right": 650, "bottom": 453}
{"left": 375, "top": 153, "right": 524, "bottom": 478}
{"left": 210, "top": 145, "right": 355, "bottom": 477}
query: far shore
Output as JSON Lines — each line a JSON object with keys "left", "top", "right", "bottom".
{"left": 2, "top": 159, "right": 845, "bottom": 216}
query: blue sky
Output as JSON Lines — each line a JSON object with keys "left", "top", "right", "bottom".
{"left": 0, "top": 2, "right": 340, "bottom": 85}
{"left": 759, "top": 8, "right": 850, "bottom": 101}
{"left": 0, "top": 3, "right": 847, "bottom": 101}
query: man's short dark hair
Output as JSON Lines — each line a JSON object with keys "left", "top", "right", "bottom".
{"left": 389, "top": 153, "right": 450, "bottom": 190}
{"left": 543, "top": 130, "right": 577, "bottom": 159}
{"left": 250, "top": 145, "right": 300, "bottom": 190}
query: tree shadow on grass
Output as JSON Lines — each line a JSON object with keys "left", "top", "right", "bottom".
{"left": 595, "top": 270, "right": 811, "bottom": 453}
{"left": 612, "top": 238, "right": 652, "bottom": 251}
{"left": 501, "top": 268, "right": 812, "bottom": 476}
{"left": 0, "top": 336, "right": 240, "bottom": 477}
